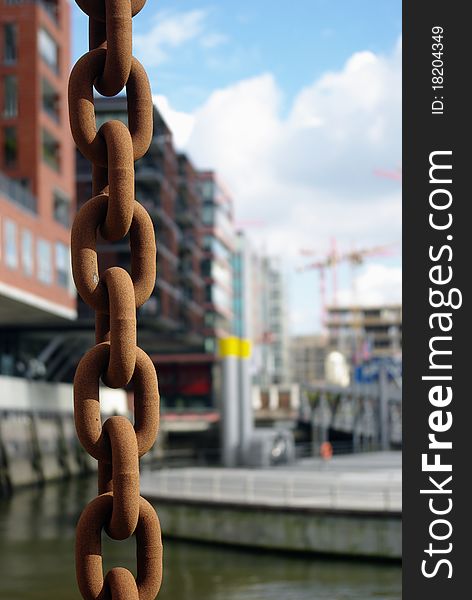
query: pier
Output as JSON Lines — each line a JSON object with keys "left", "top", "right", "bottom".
{"left": 0, "top": 374, "right": 402, "bottom": 562}
{"left": 141, "top": 452, "right": 402, "bottom": 560}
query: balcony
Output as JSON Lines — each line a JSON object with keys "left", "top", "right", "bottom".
{"left": 135, "top": 156, "right": 164, "bottom": 181}
{"left": 141, "top": 202, "right": 183, "bottom": 243}
{"left": 179, "top": 234, "right": 202, "bottom": 257}
{"left": 182, "top": 297, "right": 204, "bottom": 316}
{"left": 0, "top": 172, "right": 36, "bottom": 213}
{"left": 178, "top": 264, "right": 205, "bottom": 288}
{"left": 41, "top": 77, "right": 60, "bottom": 124}
{"left": 39, "top": 0, "right": 59, "bottom": 23}
{"left": 7, "top": 1, "right": 59, "bottom": 24}
{"left": 157, "top": 243, "right": 179, "bottom": 267}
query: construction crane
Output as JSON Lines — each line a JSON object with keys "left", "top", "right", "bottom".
{"left": 297, "top": 241, "right": 398, "bottom": 328}
{"left": 297, "top": 257, "right": 329, "bottom": 326}
{"left": 339, "top": 243, "right": 398, "bottom": 362}
{"left": 374, "top": 166, "right": 402, "bottom": 182}
{"left": 298, "top": 239, "right": 339, "bottom": 326}
{"left": 340, "top": 242, "right": 397, "bottom": 304}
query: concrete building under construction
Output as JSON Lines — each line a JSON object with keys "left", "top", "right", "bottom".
{"left": 326, "top": 304, "right": 402, "bottom": 361}
{"left": 291, "top": 334, "right": 328, "bottom": 385}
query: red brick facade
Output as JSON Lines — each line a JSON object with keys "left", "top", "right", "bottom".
{"left": 0, "top": 0, "right": 75, "bottom": 322}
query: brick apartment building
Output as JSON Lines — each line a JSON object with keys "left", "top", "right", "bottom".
{"left": 76, "top": 99, "right": 222, "bottom": 418}
{"left": 0, "top": 0, "right": 75, "bottom": 375}
{"left": 76, "top": 98, "right": 206, "bottom": 350}
{"left": 198, "top": 170, "right": 235, "bottom": 354}
{"left": 175, "top": 153, "right": 205, "bottom": 333}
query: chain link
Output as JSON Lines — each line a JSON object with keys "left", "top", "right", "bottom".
{"left": 75, "top": 495, "right": 162, "bottom": 600}
{"left": 76, "top": 0, "right": 146, "bottom": 21}
{"left": 69, "top": 0, "right": 162, "bottom": 597}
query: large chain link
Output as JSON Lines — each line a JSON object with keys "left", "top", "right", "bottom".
{"left": 69, "top": 1, "right": 162, "bottom": 597}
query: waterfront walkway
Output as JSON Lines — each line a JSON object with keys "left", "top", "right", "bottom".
{"left": 141, "top": 451, "right": 401, "bottom": 513}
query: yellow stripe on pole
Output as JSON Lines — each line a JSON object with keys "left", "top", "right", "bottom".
{"left": 239, "top": 339, "right": 252, "bottom": 359}
{"left": 218, "top": 337, "right": 252, "bottom": 358}
{"left": 218, "top": 337, "right": 239, "bottom": 357}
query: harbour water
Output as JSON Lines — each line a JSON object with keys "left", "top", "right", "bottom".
{"left": 0, "top": 478, "right": 401, "bottom": 599}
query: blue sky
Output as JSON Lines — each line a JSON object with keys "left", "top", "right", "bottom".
{"left": 72, "top": 1, "right": 402, "bottom": 334}
{"left": 72, "top": 1, "right": 401, "bottom": 111}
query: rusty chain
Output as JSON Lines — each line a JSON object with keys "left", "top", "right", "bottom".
{"left": 69, "top": 0, "right": 162, "bottom": 598}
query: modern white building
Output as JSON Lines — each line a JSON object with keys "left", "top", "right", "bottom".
{"left": 252, "top": 255, "right": 291, "bottom": 385}
{"left": 232, "top": 236, "right": 291, "bottom": 385}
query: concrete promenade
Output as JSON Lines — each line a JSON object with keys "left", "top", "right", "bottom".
{"left": 141, "top": 451, "right": 402, "bottom": 512}
{"left": 141, "top": 452, "right": 402, "bottom": 559}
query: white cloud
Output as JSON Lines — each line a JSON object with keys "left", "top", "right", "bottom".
{"left": 200, "top": 33, "right": 229, "bottom": 49}
{"left": 188, "top": 74, "right": 281, "bottom": 191}
{"left": 156, "top": 38, "right": 402, "bottom": 331}
{"left": 153, "top": 94, "right": 195, "bottom": 149}
{"left": 337, "top": 264, "right": 402, "bottom": 307}
{"left": 134, "top": 9, "right": 224, "bottom": 67}
{"left": 159, "top": 37, "right": 402, "bottom": 259}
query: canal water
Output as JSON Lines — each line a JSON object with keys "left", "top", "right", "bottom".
{"left": 0, "top": 478, "right": 401, "bottom": 599}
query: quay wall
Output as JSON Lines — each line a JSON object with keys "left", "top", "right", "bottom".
{"left": 0, "top": 375, "right": 129, "bottom": 493}
{"left": 151, "top": 498, "right": 401, "bottom": 560}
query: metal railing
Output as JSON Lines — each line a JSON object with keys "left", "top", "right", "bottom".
{"left": 141, "top": 467, "right": 402, "bottom": 512}
{"left": 294, "top": 440, "right": 357, "bottom": 459}
{"left": 0, "top": 172, "right": 37, "bottom": 213}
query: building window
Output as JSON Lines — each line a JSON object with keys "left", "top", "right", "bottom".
{"left": 4, "top": 126, "right": 17, "bottom": 167}
{"left": 3, "top": 75, "right": 17, "bottom": 118}
{"left": 204, "top": 313, "right": 215, "bottom": 327}
{"left": 204, "top": 337, "right": 216, "bottom": 353}
{"left": 38, "top": 0, "right": 59, "bottom": 23}
{"left": 4, "top": 218, "right": 18, "bottom": 269}
{"left": 37, "top": 239, "right": 52, "bottom": 284}
{"left": 202, "top": 205, "right": 214, "bottom": 225}
{"left": 21, "top": 229, "right": 33, "bottom": 277}
{"left": 201, "top": 259, "right": 211, "bottom": 277}
{"left": 53, "top": 189, "right": 70, "bottom": 227}
{"left": 42, "top": 128, "right": 60, "bottom": 171}
{"left": 41, "top": 77, "right": 59, "bottom": 122}
{"left": 55, "top": 242, "right": 69, "bottom": 288}
{"left": 200, "top": 180, "right": 214, "bottom": 201}
{"left": 3, "top": 23, "right": 17, "bottom": 64}
{"left": 96, "top": 111, "right": 128, "bottom": 129}
{"left": 38, "top": 27, "right": 59, "bottom": 73}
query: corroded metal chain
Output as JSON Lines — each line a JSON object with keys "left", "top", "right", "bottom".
{"left": 68, "top": 1, "right": 162, "bottom": 598}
